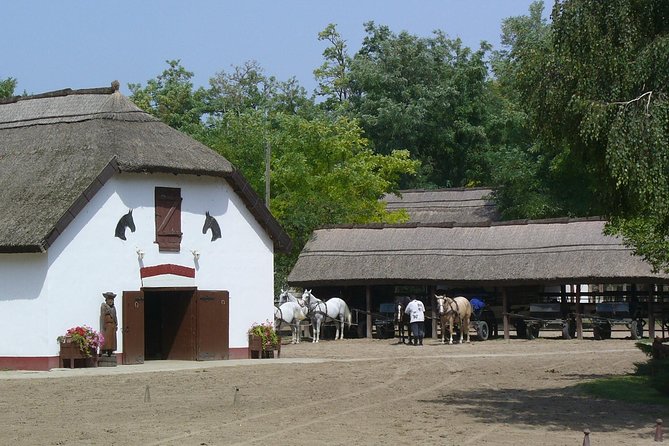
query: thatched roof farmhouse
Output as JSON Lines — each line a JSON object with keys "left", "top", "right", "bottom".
{"left": 0, "top": 82, "right": 289, "bottom": 370}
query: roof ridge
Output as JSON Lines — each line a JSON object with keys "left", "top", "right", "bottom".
{"left": 0, "top": 81, "right": 119, "bottom": 105}
{"left": 319, "top": 216, "right": 607, "bottom": 230}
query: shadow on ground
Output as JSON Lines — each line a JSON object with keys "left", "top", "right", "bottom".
{"left": 420, "top": 385, "right": 666, "bottom": 435}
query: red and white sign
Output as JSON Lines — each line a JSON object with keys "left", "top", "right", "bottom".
{"left": 140, "top": 264, "right": 196, "bottom": 288}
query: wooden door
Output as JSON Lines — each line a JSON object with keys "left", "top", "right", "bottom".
{"left": 122, "top": 291, "right": 145, "bottom": 364}
{"left": 196, "top": 290, "right": 229, "bottom": 360}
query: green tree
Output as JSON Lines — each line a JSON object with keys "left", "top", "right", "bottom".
{"left": 268, "top": 114, "right": 418, "bottom": 282}
{"left": 314, "top": 23, "right": 352, "bottom": 111}
{"left": 347, "top": 22, "right": 492, "bottom": 188}
{"left": 544, "top": 0, "right": 669, "bottom": 270}
{"left": 129, "top": 60, "right": 206, "bottom": 134}
{"left": 206, "top": 60, "right": 316, "bottom": 119}
{"left": 0, "top": 77, "right": 16, "bottom": 98}
{"left": 205, "top": 109, "right": 418, "bottom": 282}
{"left": 492, "top": 0, "right": 669, "bottom": 270}
{"left": 487, "top": 1, "right": 597, "bottom": 219}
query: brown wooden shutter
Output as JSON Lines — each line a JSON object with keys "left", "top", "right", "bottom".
{"left": 155, "top": 187, "right": 182, "bottom": 252}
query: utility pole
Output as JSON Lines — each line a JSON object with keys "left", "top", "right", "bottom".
{"left": 264, "top": 109, "right": 270, "bottom": 208}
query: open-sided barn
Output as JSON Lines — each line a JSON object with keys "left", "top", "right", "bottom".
{"left": 288, "top": 189, "right": 669, "bottom": 340}
{"left": 0, "top": 82, "right": 290, "bottom": 370}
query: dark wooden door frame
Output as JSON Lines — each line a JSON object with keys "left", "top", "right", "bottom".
{"left": 122, "top": 287, "right": 229, "bottom": 363}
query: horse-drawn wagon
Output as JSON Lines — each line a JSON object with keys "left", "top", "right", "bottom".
{"left": 508, "top": 303, "right": 576, "bottom": 340}
{"left": 469, "top": 306, "right": 498, "bottom": 341}
{"left": 585, "top": 302, "right": 645, "bottom": 340}
{"left": 372, "top": 303, "right": 397, "bottom": 339}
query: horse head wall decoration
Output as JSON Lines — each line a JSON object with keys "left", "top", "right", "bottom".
{"left": 202, "top": 211, "right": 221, "bottom": 241}
{"left": 114, "top": 209, "right": 136, "bottom": 241}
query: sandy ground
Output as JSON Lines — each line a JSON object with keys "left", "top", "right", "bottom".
{"left": 0, "top": 335, "right": 667, "bottom": 446}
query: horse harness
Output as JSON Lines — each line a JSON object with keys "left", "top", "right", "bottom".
{"left": 276, "top": 305, "right": 308, "bottom": 329}
{"left": 308, "top": 300, "right": 328, "bottom": 319}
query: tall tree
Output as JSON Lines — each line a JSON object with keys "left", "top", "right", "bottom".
{"left": 487, "top": 1, "right": 569, "bottom": 219}
{"left": 314, "top": 24, "right": 353, "bottom": 111}
{"left": 545, "top": 0, "right": 669, "bottom": 270}
{"left": 495, "top": 0, "right": 669, "bottom": 270}
{"left": 347, "top": 22, "right": 492, "bottom": 188}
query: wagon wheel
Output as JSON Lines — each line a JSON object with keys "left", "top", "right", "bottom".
{"left": 515, "top": 320, "right": 527, "bottom": 339}
{"left": 562, "top": 324, "right": 572, "bottom": 340}
{"left": 476, "top": 321, "right": 489, "bottom": 341}
{"left": 630, "top": 320, "right": 642, "bottom": 340}
{"left": 601, "top": 323, "right": 612, "bottom": 340}
{"left": 593, "top": 325, "right": 602, "bottom": 341}
{"left": 526, "top": 324, "right": 539, "bottom": 340}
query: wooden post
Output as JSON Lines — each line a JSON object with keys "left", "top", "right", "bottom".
{"left": 502, "top": 288, "right": 509, "bottom": 340}
{"left": 582, "top": 429, "right": 591, "bottom": 446}
{"left": 655, "top": 418, "right": 663, "bottom": 442}
{"left": 560, "top": 284, "right": 568, "bottom": 317}
{"left": 430, "top": 286, "right": 437, "bottom": 339}
{"left": 575, "top": 284, "right": 583, "bottom": 340}
{"left": 649, "top": 284, "right": 656, "bottom": 339}
{"left": 365, "top": 285, "right": 372, "bottom": 339}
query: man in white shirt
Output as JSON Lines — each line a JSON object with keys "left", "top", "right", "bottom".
{"left": 404, "top": 297, "right": 425, "bottom": 345}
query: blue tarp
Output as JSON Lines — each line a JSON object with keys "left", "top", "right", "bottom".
{"left": 470, "top": 298, "right": 485, "bottom": 312}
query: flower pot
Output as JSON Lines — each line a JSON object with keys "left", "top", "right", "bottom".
{"left": 59, "top": 342, "right": 98, "bottom": 368}
{"left": 248, "top": 334, "right": 281, "bottom": 359}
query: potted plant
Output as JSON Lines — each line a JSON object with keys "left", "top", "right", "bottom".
{"left": 57, "top": 325, "right": 104, "bottom": 363}
{"left": 247, "top": 320, "right": 280, "bottom": 358}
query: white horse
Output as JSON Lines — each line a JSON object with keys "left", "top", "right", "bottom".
{"left": 278, "top": 288, "right": 303, "bottom": 305}
{"left": 274, "top": 301, "right": 308, "bottom": 344}
{"left": 301, "top": 289, "right": 352, "bottom": 342}
{"left": 435, "top": 295, "right": 472, "bottom": 345}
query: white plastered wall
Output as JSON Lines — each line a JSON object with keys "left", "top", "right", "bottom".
{"left": 0, "top": 172, "right": 275, "bottom": 357}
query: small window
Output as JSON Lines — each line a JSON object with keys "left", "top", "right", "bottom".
{"left": 155, "top": 187, "right": 182, "bottom": 252}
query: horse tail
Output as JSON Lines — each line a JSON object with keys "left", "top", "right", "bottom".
{"left": 345, "top": 303, "right": 352, "bottom": 328}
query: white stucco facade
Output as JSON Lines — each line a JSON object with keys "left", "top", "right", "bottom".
{"left": 0, "top": 172, "right": 275, "bottom": 358}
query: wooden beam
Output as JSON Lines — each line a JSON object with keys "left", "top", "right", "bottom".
{"left": 430, "top": 286, "right": 437, "bottom": 339}
{"left": 502, "top": 288, "right": 509, "bottom": 340}
{"left": 649, "top": 284, "right": 656, "bottom": 339}
{"left": 575, "top": 284, "right": 583, "bottom": 340}
{"left": 366, "top": 285, "right": 372, "bottom": 339}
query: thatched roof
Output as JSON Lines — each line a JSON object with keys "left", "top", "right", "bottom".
{"left": 287, "top": 218, "right": 669, "bottom": 287}
{"left": 0, "top": 83, "right": 291, "bottom": 253}
{"left": 383, "top": 188, "right": 499, "bottom": 224}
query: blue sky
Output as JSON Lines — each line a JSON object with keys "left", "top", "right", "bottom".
{"left": 3, "top": 1, "right": 546, "bottom": 96}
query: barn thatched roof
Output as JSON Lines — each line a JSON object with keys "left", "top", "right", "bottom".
{"left": 287, "top": 218, "right": 669, "bottom": 287}
{"left": 383, "top": 188, "right": 499, "bottom": 224}
{"left": 0, "top": 83, "right": 291, "bottom": 253}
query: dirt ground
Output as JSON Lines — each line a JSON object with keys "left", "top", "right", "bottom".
{"left": 0, "top": 335, "right": 666, "bottom": 446}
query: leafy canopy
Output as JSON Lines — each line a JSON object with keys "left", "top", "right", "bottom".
{"left": 345, "top": 22, "right": 492, "bottom": 188}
